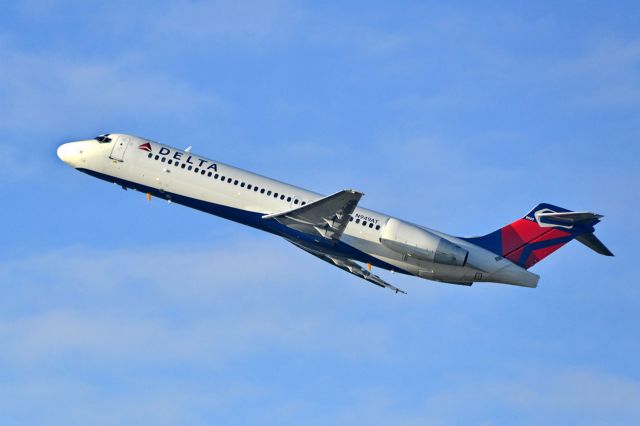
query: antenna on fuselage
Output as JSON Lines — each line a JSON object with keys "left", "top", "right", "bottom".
{"left": 185, "top": 146, "right": 192, "bottom": 153}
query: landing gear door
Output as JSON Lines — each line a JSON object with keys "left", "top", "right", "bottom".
{"left": 110, "top": 135, "right": 130, "bottom": 162}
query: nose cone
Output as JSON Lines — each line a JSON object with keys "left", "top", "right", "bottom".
{"left": 57, "top": 142, "right": 83, "bottom": 167}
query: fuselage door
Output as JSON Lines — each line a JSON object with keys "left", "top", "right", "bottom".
{"left": 110, "top": 135, "right": 130, "bottom": 162}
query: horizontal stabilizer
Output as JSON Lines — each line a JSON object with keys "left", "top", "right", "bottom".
{"left": 535, "top": 211, "right": 603, "bottom": 227}
{"left": 576, "top": 233, "right": 614, "bottom": 256}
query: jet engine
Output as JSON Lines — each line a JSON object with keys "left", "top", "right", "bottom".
{"left": 380, "top": 218, "right": 468, "bottom": 267}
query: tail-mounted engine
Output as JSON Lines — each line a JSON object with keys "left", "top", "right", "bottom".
{"left": 380, "top": 218, "right": 468, "bottom": 267}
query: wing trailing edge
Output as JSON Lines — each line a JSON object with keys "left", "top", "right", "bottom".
{"left": 289, "top": 241, "right": 406, "bottom": 294}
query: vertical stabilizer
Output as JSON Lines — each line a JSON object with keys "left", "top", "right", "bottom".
{"left": 463, "top": 203, "right": 612, "bottom": 269}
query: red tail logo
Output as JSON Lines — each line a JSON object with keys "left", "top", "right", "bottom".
{"left": 138, "top": 142, "right": 152, "bottom": 152}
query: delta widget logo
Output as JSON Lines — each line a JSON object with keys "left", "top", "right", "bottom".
{"left": 138, "top": 142, "right": 152, "bottom": 152}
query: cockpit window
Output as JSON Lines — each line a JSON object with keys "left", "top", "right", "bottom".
{"left": 94, "top": 134, "right": 112, "bottom": 143}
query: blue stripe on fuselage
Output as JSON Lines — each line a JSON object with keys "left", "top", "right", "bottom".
{"left": 77, "top": 168, "right": 409, "bottom": 274}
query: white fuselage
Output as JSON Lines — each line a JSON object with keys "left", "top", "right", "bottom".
{"left": 57, "top": 134, "right": 539, "bottom": 288}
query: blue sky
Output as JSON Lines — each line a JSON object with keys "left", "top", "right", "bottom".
{"left": 0, "top": 1, "right": 639, "bottom": 424}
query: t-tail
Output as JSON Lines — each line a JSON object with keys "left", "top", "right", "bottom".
{"left": 464, "top": 203, "right": 613, "bottom": 270}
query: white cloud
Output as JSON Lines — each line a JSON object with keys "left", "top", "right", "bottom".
{"left": 0, "top": 241, "right": 397, "bottom": 367}
{"left": 0, "top": 40, "right": 226, "bottom": 182}
{"left": 284, "top": 368, "right": 640, "bottom": 426}
{"left": 0, "top": 144, "right": 42, "bottom": 183}
{"left": 0, "top": 240, "right": 636, "bottom": 425}
{"left": 551, "top": 39, "right": 640, "bottom": 109}
{"left": 0, "top": 375, "right": 260, "bottom": 426}
{"left": 151, "top": 0, "right": 298, "bottom": 44}
{"left": 0, "top": 240, "right": 407, "bottom": 424}
{"left": 410, "top": 368, "right": 640, "bottom": 426}
{"left": 306, "top": 21, "right": 409, "bottom": 54}
{"left": 0, "top": 44, "right": 222, "bottom": 136}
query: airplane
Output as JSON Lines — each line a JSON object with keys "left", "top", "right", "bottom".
{"left": 57, "top": 133, "right": 613, "bottom": 294}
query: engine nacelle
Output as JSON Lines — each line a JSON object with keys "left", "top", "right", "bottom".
{"left": 380, "top": 218, "right": 468, "bottom": 267}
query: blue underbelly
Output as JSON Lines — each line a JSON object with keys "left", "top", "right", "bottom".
{"left": 78, "top": 168, "right": 409, "bottom": 274}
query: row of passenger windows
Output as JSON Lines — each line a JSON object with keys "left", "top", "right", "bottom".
{"left": 349, "top": 216, "right": 381, "bottom": 230}
{"left": 149, "top": 152, "right": 308, "bottom": 206}
{"left": 149, "top": 152, "right": 382, "bottom": 232}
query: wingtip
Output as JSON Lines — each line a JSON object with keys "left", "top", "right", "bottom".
{"left": 345, "top": 189, "right": 365, "bottom": 196}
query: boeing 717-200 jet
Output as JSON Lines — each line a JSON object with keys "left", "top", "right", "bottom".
{"left": 57, "top": 134, "right": 613, "bottom": 294}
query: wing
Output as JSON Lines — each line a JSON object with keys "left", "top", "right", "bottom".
{"left": 290, "top": 241, "right": 406, "bottom": 294}
{"left": 263, "top": 189, "right": 362, "bottom": 240}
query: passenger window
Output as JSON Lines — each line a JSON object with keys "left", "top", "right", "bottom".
{"left": 168, "top": 159, "right": 173, "bottom": 165}
{"left": 161, "top": 157, "right": 166, "bottom": 163}
{"left": 369, "top": 223, "right": 374, "bottom": 228}
{"left": 267, "top": 191, "right": 272, "bottom": 196}
{"left": 240, "top": 182, "right": 245, "bottom": 188}
{"left": 286, "top": 197, "right": 291, "bottom": 202}
{"left": 194, "top": 168, "right": 199, "bottom": 173}
{"left": 362, "top": 221, "right": 367, "bottom": 226}
{"left": 247, "top": 184, "right": 252, "bottom": 190}
{"left": 227, "top": 178, "right": 232, "bottom": 183}
{"left": 154, "top": 155, "right": 159, "bottom": 160}
{"left": 174, "top": 162, "right": 179, "bottom": 167}
{"left": 254, "top": 187, "right": 259, "bottom": 192}
{"left": 261, "top": 189, "right": 265, "bottom": 194}
{"left": 214, "top": 174, "right": 219, "bottom": 179}
{"left": 188, "top": 165, "right": 192, "bottom": 170}
{"left": 201, "top": 170, "right": 206, "bottom": 175}
{"left": 356, "top": 219, "right": 360, "bottom": 224}
{"left": 376, "top": 225, "right": 381, "bottom": 230}
{"left": 181, "top": 164, "right": 186, "bottom": 169}
{"left": 301, "top": 202, "right": 306, "bottom": 206}
{"left": 208, "top": 172, "right": 212, "bottom": 177}
{"left": 234, "top": 180, "right": 238, "bottom": 185}
{"left": 274, "top": 193, "right": 279, "bottom": 198}
{"left": 294, "top": 199, "right": 299, "bottom": 204}
{"left": 148, "top": 153, "right": 152, "bottom": 159}
{"left": 280, "top": 195, "right": 285, "bottom": 200}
